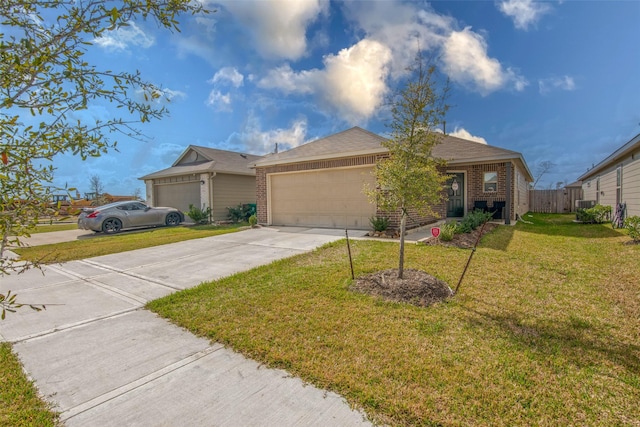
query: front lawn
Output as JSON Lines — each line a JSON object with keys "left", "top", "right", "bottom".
{"left": 13, "top": 223, "right": 247, "bottom": 263}
{"left": 0, "top": 343, "right": 58, "bottom": 426}
{"left": 29, "top": 223, "right": 78, "bottom": 233}
{"left": 149, "top": 213, "right": 640, "bottom": 426}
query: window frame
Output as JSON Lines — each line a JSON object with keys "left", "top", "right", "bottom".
{"left": 483, "top": 171, "right": 498, "bottom": 192}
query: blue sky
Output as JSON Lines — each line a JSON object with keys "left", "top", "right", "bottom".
{"left": 51, "top": 0, "right": 640, "bottom": 196}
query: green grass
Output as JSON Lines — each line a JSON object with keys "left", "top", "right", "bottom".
{"left": 28, "top": 223, "right": 78, "bottom": 233}
{"left": 0, "top": 343, "right": 58, "bottom": 426}
{"left": 14, "top": 223, "right": 247, "bottom": 263}
{"left": 149, "top": 213, "right": 640, "bottom": 426}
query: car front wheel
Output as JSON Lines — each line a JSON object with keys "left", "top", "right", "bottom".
{"left": 166, "top": 212, "right": 181, "bottom": 226}
{"left": 102, "top": 218, "right": 122, "bottom": 234}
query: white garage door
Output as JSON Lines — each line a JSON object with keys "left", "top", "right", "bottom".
{"left": 269, "top": 167, "right": 376, "bottom": 229}
{"left": 155, "top": 182, "right": 200, "bottom": 212}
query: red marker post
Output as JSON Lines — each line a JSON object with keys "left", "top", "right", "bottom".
{"left": 431, "top": 227, "right": 440, "bottom": 239}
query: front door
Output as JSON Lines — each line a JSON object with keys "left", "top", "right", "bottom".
{"left": 446, "top": 173, "right": 464, "bottom": 217}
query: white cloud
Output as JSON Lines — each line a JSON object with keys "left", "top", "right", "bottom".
{"left": 343, "top": 1, "right": 527, "bottom": 95}
{"left": 449, "top": 127, "right": 488, "bottom": 144}
{"left": 258, "top": 64, "right": 316, "bottom": 94}
{"left": 250, "top": 1, "right": 528, "bottom": 123}
{"left": 320, "top": 40, "right": 392, "bottom": 123}
{"left": 219, "top": 0, "right": 327, "bottom": 60}
{"left": 135, "top": 87, "right": 186, "bottom": 105}
{"left": 221, "top": 116, "right": 308, "bottom": 154}
{"left": 259, "top": 39, "right": 392, "bottom": 124}
{"left": 442, "top": 28, "right": 528, "bottom": 95}
{"left": 205, "top": 67, "right": 245, "bottom": 112}
{"left": 497, "top": 0, "right": 552, "bottom": 30}
{"left": 159, "top": 88, "right": 187, "bottom": 102}
{"left": 94, "top": 22, "right": 155, "bottom": 52}
{"left": 538, "top": 75, "right": 576, "bottom": 94}
{"left": 195, "top": 15, "right": 217, "bottom": 35}
{"left": 210, "top": 67, "right": 244, "bottom": 88}
{"left": 206, "top": 90, "right": 232, "bottom": 111}
{"left": 341, "top": 1, "right": 450, "bottom": 79}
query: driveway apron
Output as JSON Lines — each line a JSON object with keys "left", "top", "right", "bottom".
{"left": 0, "top": 227, "right": 371, "bottom": 426}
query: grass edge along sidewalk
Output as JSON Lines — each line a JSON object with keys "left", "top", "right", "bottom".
{"left": 12, "top": 223, "right": 247, "bottom": 264}
{"left": 0, "top": 342, "right": 59, "bottom": 426}
{"left": 149, "top": 213, "right": 640, "bottom": 426}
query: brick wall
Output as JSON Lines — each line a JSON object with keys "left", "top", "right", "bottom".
{"left": 467, "top": 163, "right": 508, "bottom": 209}
{"left": 256, "top": 156, "right": 519, "bottom": 227}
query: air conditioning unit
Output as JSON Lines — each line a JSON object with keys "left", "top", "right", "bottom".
{"left": 576, "top": 200, "right": 596, "bottom": 209}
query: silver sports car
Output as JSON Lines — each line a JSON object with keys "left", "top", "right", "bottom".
{"left": 78, "top": 201, "right": 184, "bottom": 234}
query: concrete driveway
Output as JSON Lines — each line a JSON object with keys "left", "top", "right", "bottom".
{"left": 0, "top": 227, "right": 371, "bottom": 426}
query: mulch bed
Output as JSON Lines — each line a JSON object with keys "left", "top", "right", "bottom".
{"left": 420, "top": 222, "right": 499, "bottom": 249}
{"left": 351, "top": 223, "right": 499, "bottom": 307}
{"left": 351, "top": 268, "right": 454, "bottom": 308}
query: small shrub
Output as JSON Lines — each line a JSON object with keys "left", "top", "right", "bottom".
{"left": 186, "top": 204, "right": 211, "bottom": 224}
{"left": 248, "top": 214, "right": 258, "bottom": 227}
{"left": 227, "top": 204, "right": 253, "bottom": 223}
{"left": 625, "top": 215, "right": 640, "bottom": 242}
{"left": 576, "top": 204, "right": 612, "bottom": 224}
{"left": 439, "top": 222, "right": 458, "bottom": 241}
{"left": 369, "top": 216, "right": 389, "bottom": 232}
{"left": 458, "top": 210, "right": 492, "bottom": 233}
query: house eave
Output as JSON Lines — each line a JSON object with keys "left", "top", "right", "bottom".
{"left": 252, "top": 147, "right": 388, "bottom": 168}
{"left": 447, "top": 153, "right": 534, "bottom": 182}
{"left": 253, "top": 148, "right": 533, "bottom": 182}
{"left": 577, "top": 132, "right": 640, "bottom": 181}
{"left": 139, "top": 167, "right": 255, "bottom": 181}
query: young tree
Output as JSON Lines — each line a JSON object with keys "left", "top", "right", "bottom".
{"left": 1, "top": 1, "right": 209, "bottom": 316}
{"left": 132, "top": 187, "right": 142, "bottom": 201}
{"left": 532, "top": 160, "right": 556, "bottom": 189}
{"left": 0, "top": 1, "right": 208, "bottom": 272}
{"left": 369, "top": 54, "right": 450, "bottom": 279}
{"left": 89, "top": 174, "right": 105, "bottom": 204}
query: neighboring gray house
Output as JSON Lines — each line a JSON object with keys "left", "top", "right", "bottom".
{"left": 578, "top": 132, "right": 640, "bottom": 217}
{"left": 140, "top": 146, "right": 262, "bottom": 220}
{"left": 253, "top": 127, "right": 533, "bottom": 230}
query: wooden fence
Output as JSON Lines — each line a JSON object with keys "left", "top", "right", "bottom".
{"left": 529, "top": 187, "right": 583, "bottom": 213}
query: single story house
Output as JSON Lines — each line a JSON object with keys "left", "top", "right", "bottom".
{"left": 252, "top": 127, "right": 533, "bottom": 230}
{"left": 577, "top": 132, "right": 640, "bottom": 217}
{"left": 139, "top": 146, "right": 262, "bottom": 220}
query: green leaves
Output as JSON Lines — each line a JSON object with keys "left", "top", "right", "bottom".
{"left": 0, "top": 290, "right": 46, "bottom": 320}
{"left": 370, "top": 53, "right": 450, "bottom": 217}
{"left": 1, "top": 0, "right": 210, "bottom": 271}
{"left": 368, "top": 53, "right": 450, "bottom": 277}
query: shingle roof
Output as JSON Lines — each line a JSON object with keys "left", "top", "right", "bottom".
{"left": 139, "top": 146, "right": 262, "bottom": 180}
{"left": 253, "top": 126, "right": 532, "bottom": 180}
{"left": 434, "top": 134, "right": 522, "bottom": 163}
{"left": 253, "top": 127, "right": 388, "bottom": 166}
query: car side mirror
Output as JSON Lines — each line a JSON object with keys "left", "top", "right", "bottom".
{"left": 144, "top": 207, "right": 151, "bottom": 211}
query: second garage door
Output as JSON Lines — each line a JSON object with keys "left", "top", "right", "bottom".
{"left": 155, "top": 181, "right": 200, "bottom": 213}
{"left": 269, "top": 166, "right": 376, "bottom": 229}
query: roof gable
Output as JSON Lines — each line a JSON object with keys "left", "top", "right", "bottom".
{"left": 140, "top": 146, "right": 263, "bottom": 180}
{"left": 174, "top": 147, "right": 210, "bottom": 166}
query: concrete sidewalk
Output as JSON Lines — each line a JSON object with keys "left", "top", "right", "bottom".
{"left": 1, "top": 227, "right": 371, "bottom": 426}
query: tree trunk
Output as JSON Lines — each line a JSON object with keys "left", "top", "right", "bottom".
{"left": 398, "top": 212, "right": 407, "bottom": 279}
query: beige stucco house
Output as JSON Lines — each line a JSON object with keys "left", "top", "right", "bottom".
{"left": 253, "top": 127, "right": 533, "bottom": 230}
{"left": 139, "top": 146, "right": 261, "bottom": 220}
{"left": 577, "top": 132, "right": 640, "bottom": 217}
